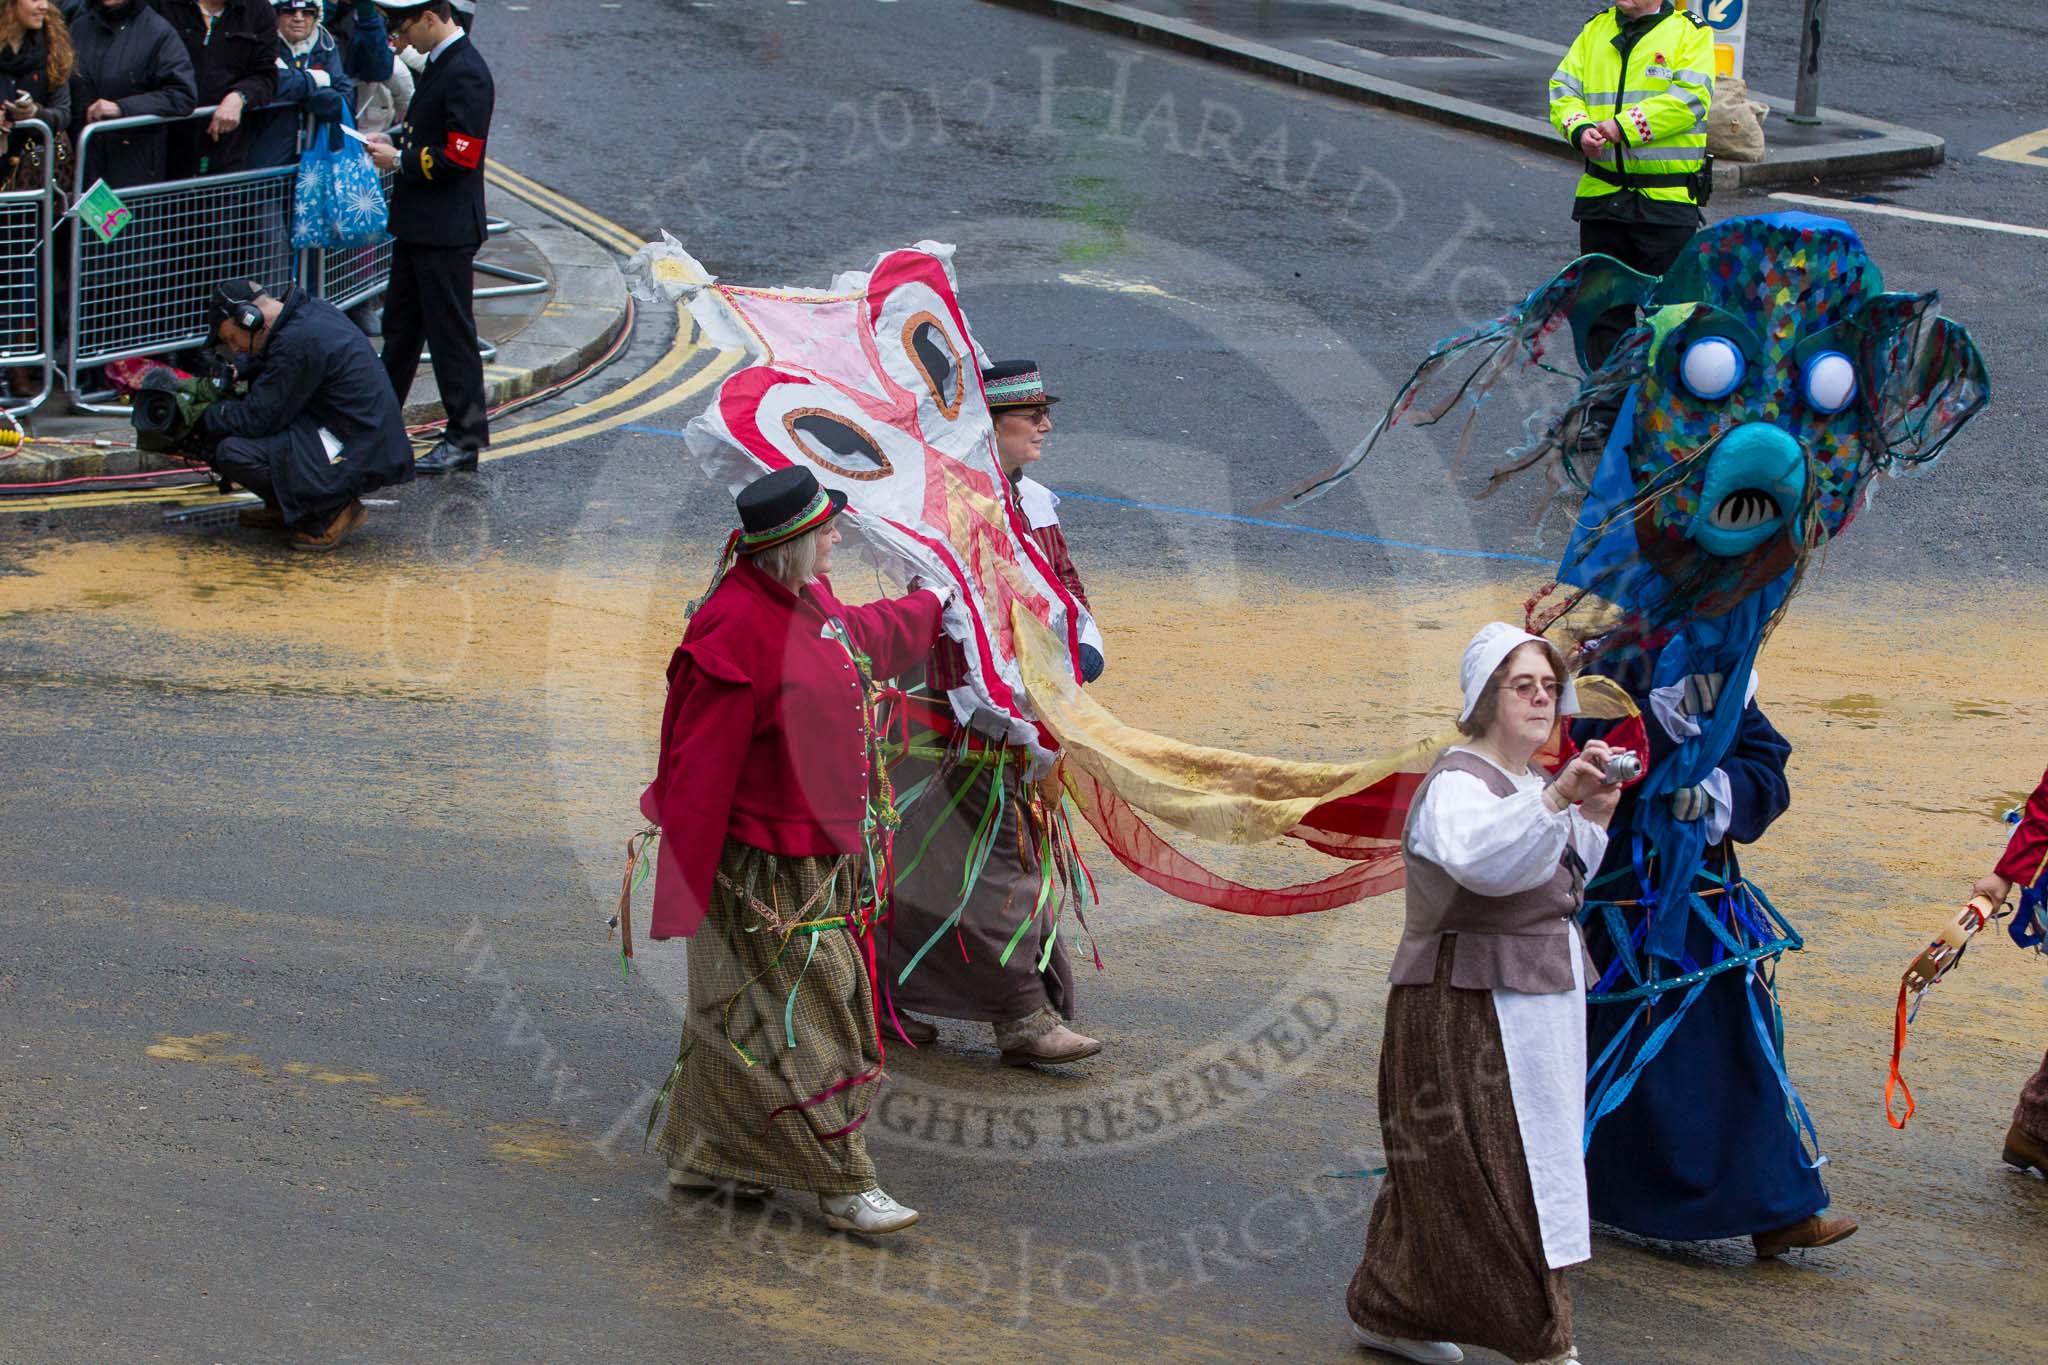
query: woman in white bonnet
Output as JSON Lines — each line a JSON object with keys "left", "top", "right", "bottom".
{"left": 1346, "top": 623, "right": 1621, "bottom": 1365}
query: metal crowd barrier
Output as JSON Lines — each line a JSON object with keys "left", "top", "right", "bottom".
{"left": 66, "top": 105, "right": 299, "bottom": 414}
{"left": 57, "top": 106, "right": 530, "bottom": 414}
{"left": 0, "top": 118, "right": 57, "bottom": 417}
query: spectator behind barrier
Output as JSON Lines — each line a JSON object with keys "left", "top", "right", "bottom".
{"left": 349, "top": 23, "right": 405, "bottom": 134}
{"left": 1, "top": 0, "right": 75, "bottom": 179}
{"left": 1, "top": 0, "right": 71, "bottom": 399}
{"left": 67, "top": 0, "right": 195, "bottom": 189}
{"left": 320, "top": 0, "right": 390, "bottom": 84}
{"left": 248, "top": 0, "right": 348, "bottom": 169}
{"left": 198, "top": 276, "right": 413, "bottom": 551}
{"left": 157, "top": 0, "right": 276, "bottom": 179}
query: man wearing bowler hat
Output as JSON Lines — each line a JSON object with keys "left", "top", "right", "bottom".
{"left": 363, "top": 0, "right": 494, "bottom": 473}
{"left": 884, "top": 360, "right": 1111, "bottom": 1068}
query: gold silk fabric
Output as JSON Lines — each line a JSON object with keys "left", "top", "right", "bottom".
{"left": 1012, "top": 604, "right": 1639, "bottom": 849}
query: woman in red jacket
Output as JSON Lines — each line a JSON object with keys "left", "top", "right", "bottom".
{"left": 641, "top": 466, "right": 948, "bottom": 1236}
{"left": 1971, "top": 765, "right": 2048, "bottom": 1179}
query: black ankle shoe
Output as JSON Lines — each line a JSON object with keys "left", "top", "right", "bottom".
{"left": 415, "top": 439, "right": 480, "bottom": 474}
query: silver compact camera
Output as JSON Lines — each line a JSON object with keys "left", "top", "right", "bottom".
{"left": 1600, "top": 751, "right": 1642, "bottom": 786}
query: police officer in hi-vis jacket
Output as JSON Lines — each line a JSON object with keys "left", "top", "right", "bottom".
{"left": 1548, "top": 0, "right": 1714, "bottom": 457}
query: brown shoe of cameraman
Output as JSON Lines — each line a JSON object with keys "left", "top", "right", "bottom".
{"left": 1752, "top": 1211, "right": 1859, "bottom": 1258}
{"left": 292, "top": 500, "right": 366, "bottom": 552}
{"left": 237, "top": 503, "right": 284, "bottom": 528}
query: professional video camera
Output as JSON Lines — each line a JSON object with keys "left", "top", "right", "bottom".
{"left": 129, "top": 349, "right": 251, "bottom": 455}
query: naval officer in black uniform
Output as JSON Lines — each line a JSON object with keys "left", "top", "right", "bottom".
{"left": 365, "top": 0, "right": 494, "bottom": 474}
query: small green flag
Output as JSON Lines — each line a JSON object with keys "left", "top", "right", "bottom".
{"left": 74, "top": 179, "right": 131, "bottom": 244}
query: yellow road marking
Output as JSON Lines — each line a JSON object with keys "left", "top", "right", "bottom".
{"left": 482, "top": 344, "right": 742, "bottom": 460}
{"left": 1980, "top": 129, "right": 2048, "bottom": 166}
{"left": 485, "top": 164, "right": 647, "bottom": 254}
{"left": 0, "top": 485, "right": 229, "bottom": 515}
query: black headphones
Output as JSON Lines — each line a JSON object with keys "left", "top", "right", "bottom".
{"left": 229, "top": 299, "right": 264, "bottom": 333}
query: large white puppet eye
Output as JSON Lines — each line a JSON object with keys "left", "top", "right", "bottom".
{"left": 1803, "top": 350, "right": 1858, "bottom": 414}
{"left": 1679, "top": 336, "right": 1745, "bottom": 401}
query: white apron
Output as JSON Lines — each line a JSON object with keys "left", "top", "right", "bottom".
{"left": 1492, "top": 920, "right": 1591, "bottom": 1269}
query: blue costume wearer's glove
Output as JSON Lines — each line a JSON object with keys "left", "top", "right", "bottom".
{"left": 1078, "top": 644, "right": 1104, "bottom": 683}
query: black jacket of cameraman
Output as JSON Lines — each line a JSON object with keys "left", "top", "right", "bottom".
{"left": 201, "top": 287, "right": 413, "bottom": 524}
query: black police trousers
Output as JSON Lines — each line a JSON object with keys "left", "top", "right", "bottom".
{"left": 1578, "top": 218, "right": 1697, "bottom": 370}
{"left": 382, "top": 240, "right": 489, "bottom": 452}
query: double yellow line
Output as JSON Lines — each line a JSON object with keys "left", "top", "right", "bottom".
{"left": 476, "top": 163, "right": 742, "bottom": 459}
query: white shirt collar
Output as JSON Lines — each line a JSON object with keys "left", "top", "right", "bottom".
{"left": 429, "top": 29, "right": 465, "bottom": 64}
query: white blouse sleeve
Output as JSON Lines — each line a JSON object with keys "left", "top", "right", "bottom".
{"left": 1567, "top": 807, "right": 1611, "bottom": 877}
{"left": 1407, "top": 769, "right": 1574, "bottom": 898}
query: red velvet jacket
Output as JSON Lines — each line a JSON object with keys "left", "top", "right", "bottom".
{"left": 640, "top": 559, "right": 945, "bottom": 939}
{"left": 1997, "top": 764, "right": 2048, "bottom": 887}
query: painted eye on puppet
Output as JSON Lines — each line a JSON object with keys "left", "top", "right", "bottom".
{"left": 1678, "top": 336, "right": 1746, "bottom": 401}
{"left": 1802, "top": 350, "right": 1858, "bottom": 414}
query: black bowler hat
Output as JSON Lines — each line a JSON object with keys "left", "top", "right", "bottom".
{"left": 735, "top": 466, "right": 846, "bottom": 553}
{"left": 980, "top": 359, "right": 1060, "bottom": 409}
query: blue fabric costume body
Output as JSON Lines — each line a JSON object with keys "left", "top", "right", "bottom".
{"left": 1574, "top": 673, "right": 1828, "bottom": 1239}
{"left": 1278, "top": 211, "right": 1988, "bottom": 1242}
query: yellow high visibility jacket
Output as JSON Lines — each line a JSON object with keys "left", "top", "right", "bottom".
{"left": 1548, "top": 4, "right": 1715, "bottom": 207}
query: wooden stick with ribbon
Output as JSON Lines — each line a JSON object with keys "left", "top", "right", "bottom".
{"left": 1887, "top": 893, "right": 2009, "bottom": 1129}
{"left": 610, "top": 824, "right": 659, "bottom": 980}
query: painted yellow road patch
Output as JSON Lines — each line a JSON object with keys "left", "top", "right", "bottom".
{"left": 145, "top": 1032, "right": 268, "bottom": 1075}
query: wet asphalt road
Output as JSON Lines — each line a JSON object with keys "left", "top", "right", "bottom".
{"left": 4, "top": 2, "right": 2047, "bottom": 1362}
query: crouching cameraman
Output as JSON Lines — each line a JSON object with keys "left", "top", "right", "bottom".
{"left": 199, "top": 279, "right": 414, "bottom": 551}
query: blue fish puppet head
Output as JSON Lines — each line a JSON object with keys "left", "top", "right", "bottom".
{"left": 1562, "top": 212, "right": 1987, "bottom": 639}
{"left": 1276, "top": 212, "right": 1988, "bottom": 659}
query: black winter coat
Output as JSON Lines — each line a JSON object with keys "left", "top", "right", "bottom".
{"left": 0, "top": 26, "right": 75, "bottom": 132}
{"left": 320, "top": 2, "right": 392, "bottom": 85}
{"left": 68, "top": 0, "right": 196, "bottom": 188}
{"left": 200, "top": 288, "right": 413, "bottom": 520}
{"left": 389, "top": 32, "right": 490, "bottom": 247}
{"left": 247, "top": 26, "right": 350, "bottom": 170}
{"left": 1, "top": 25, "right": 74, "bottom": 181}
{"left": 153, "top": 0, "right": 275, "bottom": 178}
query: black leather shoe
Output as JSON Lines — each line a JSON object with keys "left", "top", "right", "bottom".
{"left": 414, "top": 439, "right": 480, "bottom": 475}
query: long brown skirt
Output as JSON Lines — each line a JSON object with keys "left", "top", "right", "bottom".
{"left": 882, "top": 751, "right": 1074, "bottom": 1027}
{"left": 1346, "top": 936, "right": 1573, "bottom": 1362}
{"left": 656, "top": 839, "right": 879, "bottom": 1197}
{"left": 2017, "top": 1048, "right": 2048, "bottom": 1144}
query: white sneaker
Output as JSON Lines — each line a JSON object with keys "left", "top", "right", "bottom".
{"left": 819, "top": 1186, "right": 920, "bottom": 1235}
{"left": 1348, "top": 1320, "right": 1464, "bottom": 1363}
{"left": 667, "top": 1166, "right": 774, "bottom": 1199}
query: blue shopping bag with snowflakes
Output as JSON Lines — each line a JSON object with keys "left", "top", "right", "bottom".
{"left": 293, "top": 109, "right": 387, "bottom": 250}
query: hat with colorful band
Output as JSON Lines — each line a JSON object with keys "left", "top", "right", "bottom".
{"left": 980, "top": 359, "right": 1059, "bottom": 410}
{"left": 735, "top": 466, "right": 846, "bottom": 553}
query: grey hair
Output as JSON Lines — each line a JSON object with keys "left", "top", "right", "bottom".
{"left": 751, "top": 521, "right": 826, "bottom": 588}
